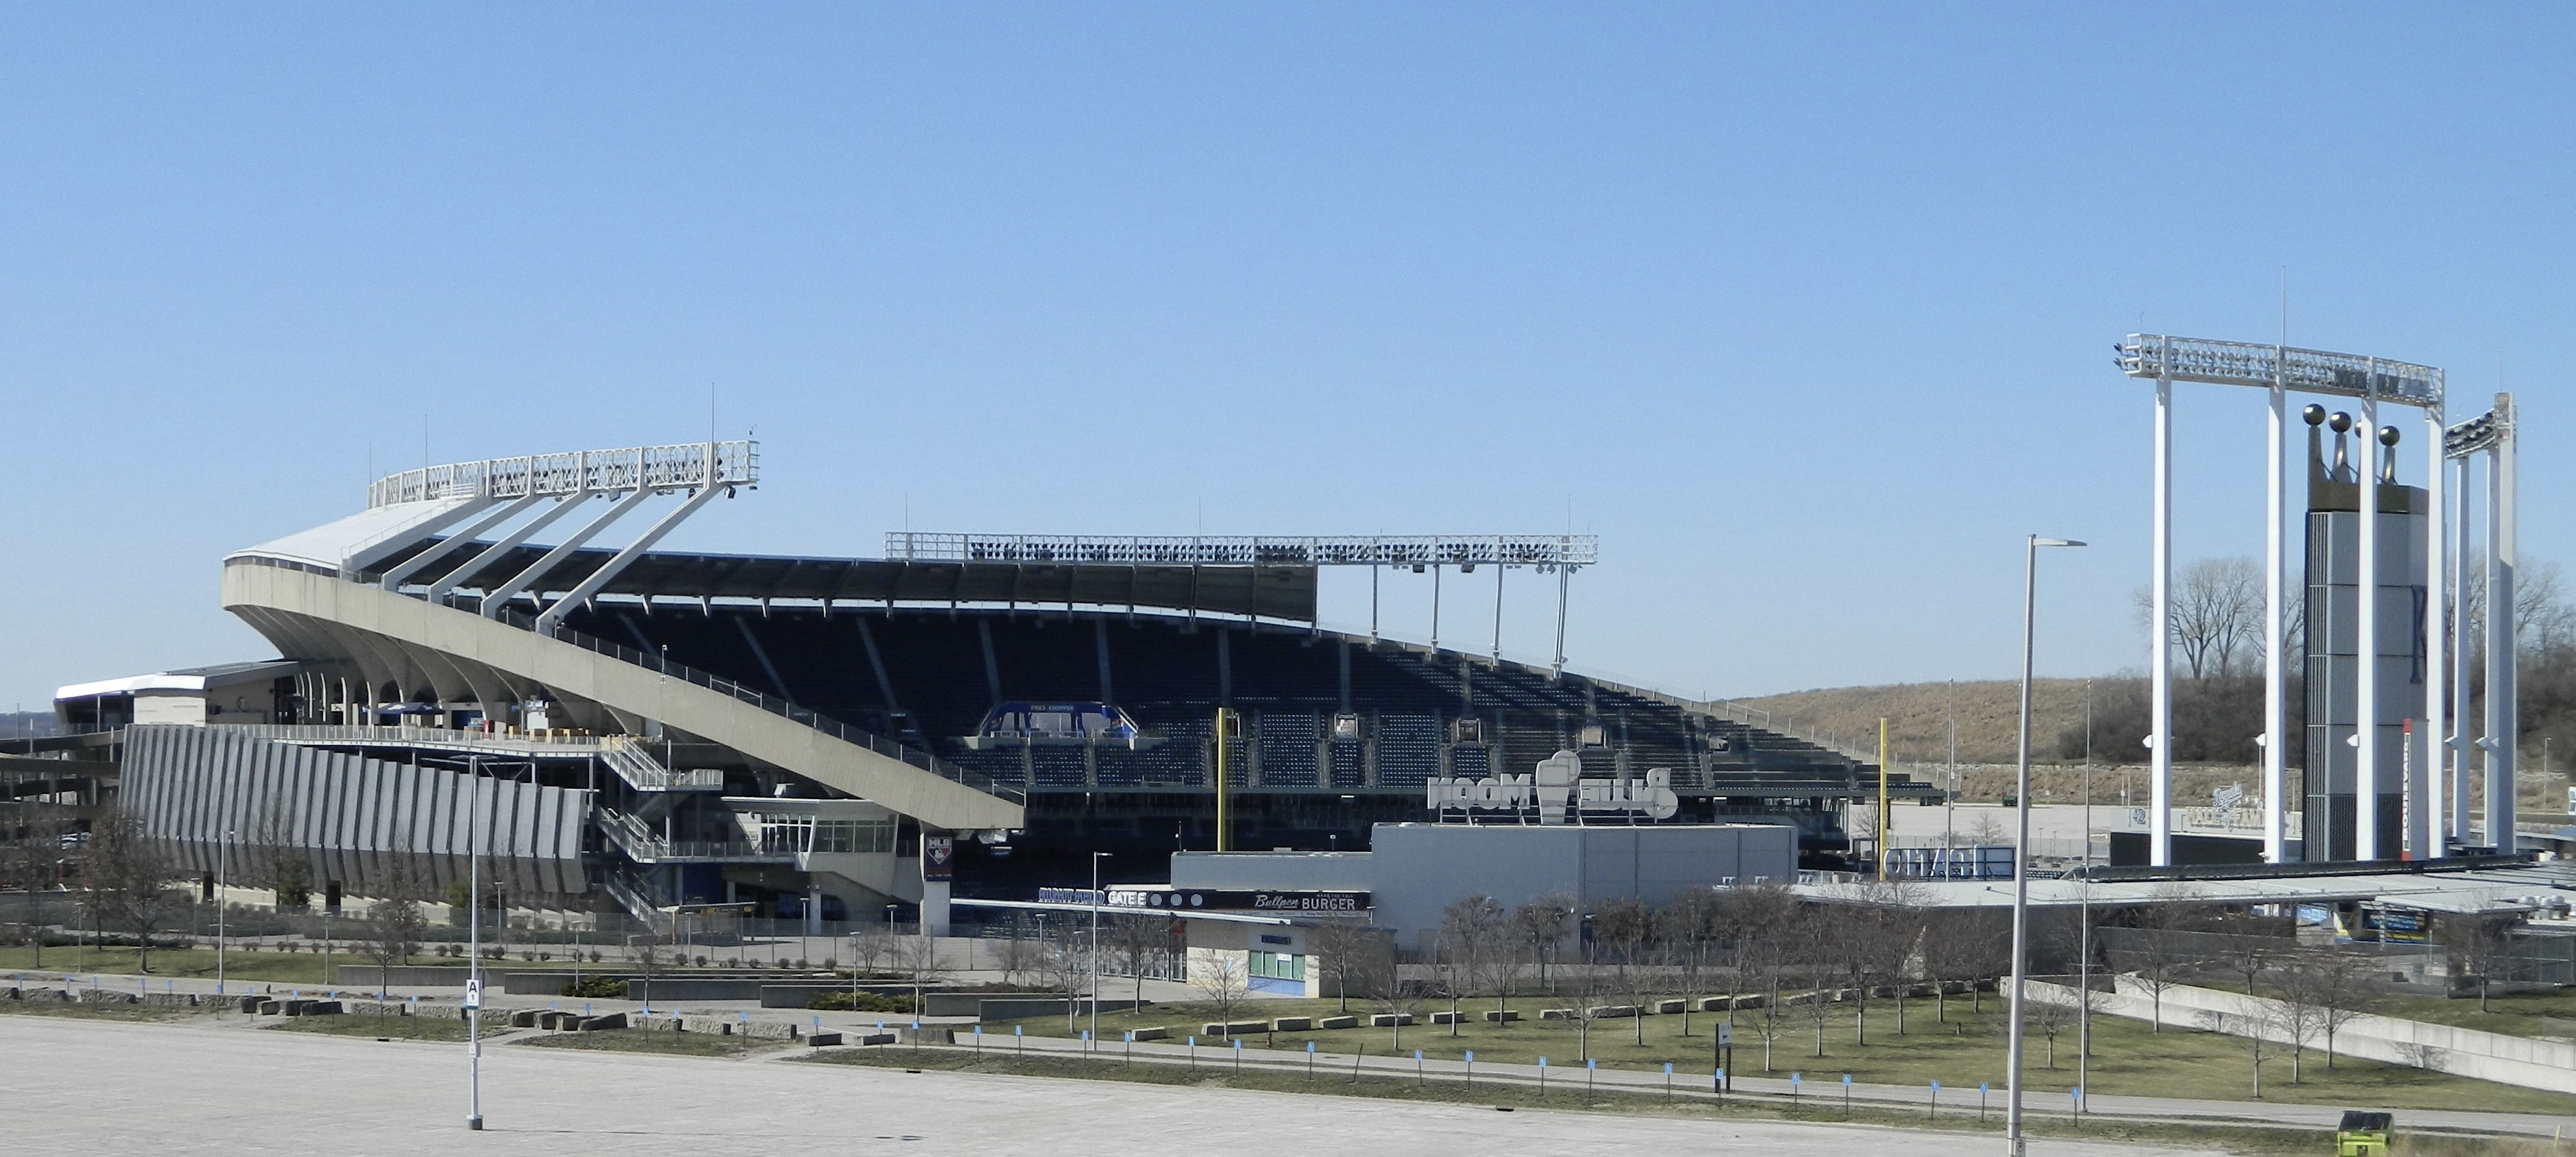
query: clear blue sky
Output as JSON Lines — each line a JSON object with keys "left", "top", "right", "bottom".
{"left": 4, "top": 5, "right": 2570, "bottom": 712}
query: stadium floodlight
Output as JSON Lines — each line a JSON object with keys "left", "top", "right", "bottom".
{"left": 882, "top": 532, "right": 1596, "bottom": 569}
{"left": 368, "top": 441, "right": 760, "bottom": 508}
{"left": 2114, "top": 334, "right": 2448, "bottom": 868}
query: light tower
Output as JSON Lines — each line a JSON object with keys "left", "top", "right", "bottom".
{"left": 2116, "top": 338, "right": 2445, "bottom": 865}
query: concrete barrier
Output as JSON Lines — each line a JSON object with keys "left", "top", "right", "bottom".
{"left": 970, "top": 998, "right": 1144, "bottom": 1022}
{"left": 337, "top": 966, "right": 473, "bottom": 988}
{"left": 1587, "top": 1005, "right": 1639, "bottom": 1019}
{"left": 1369, "top": 1014, "right": 1414, "bottom": 1028}
{"left": 856, "top": 1031, "right": 897, "bottom": 1046}
{"left": 809, "top": 1032, "right": 845, "bottom": 1046}
{"left": 1130, "top": 1027, "right": 1169, "bottom": 1042}
{"left": 1270, "top": 1016, "right": 1313, "bottom": 1032}
{"left": 1481, "top": 1010, "right": 1521, "bottom": 1023}
{"left": 578, "top": 1013, "right": 628, "bottom": 1031}
{"left": 1202, "top": 1020, "right": 1267, "bottom": 1037}
{"left": 1539, "top": 1009, "right": 1571, "bottom": 1020}
{"left": 1317, "top": 1015, "right": 1358, "bottom": 1030}
{"left": 1429, "top": 1011, "right": 1466, "bottom": 1025}
{"left": 1653, "top": 1000, "right": 1688, "bottom": 1014}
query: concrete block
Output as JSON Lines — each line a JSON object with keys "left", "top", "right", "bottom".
{"left": 1270, "top": 1016, "right": 1313, "bottom": 1033}
{"left": 808, "top": 1032, "right": 845, "bottom": 1047}
{"left": 1587, "top": 1005, "right": 1639, "bottom": 1019}
{"left": 509, "top": 1010, "right": 538, "bottom": 1028}
{"left": 579, "top": 1013, "right": 628, "bottom": 1031}
{"left": 1539, "top": 1009, "right": 1572, "bottom": 1020}
{"left": 1201, "top": 1020, "right": 1267, "bottom": 1037}
{"left": 1317, "top": 1016, "right": 1358, "bottom": 1030}
{"left": 306, "top": 1001, "right": 343, "bottom": 1015}
{"left": 1654, "top": 1000, "right": 1688, "bottom": 1015}
{"left": 1481, "top": 1010, "right": 1522, "bottom": 1023}
{"left": 856, "top": 1031, "right": 897, "bottom": 1046}
{"left": 898, "top": 1027, "right": 953, "bottom": 1045}
{"left": 257, "top": 1000, "right": 284, "bottom": 1016}
{"left": 1129, "top": 1027, "right": 1168, "bottom": 1042}
{"left": 1429, "top": 1012, "right": 1465, "bottom": 1025}
{"left": 1368, "top": 1014, "right": 1414, "bottom": 1028}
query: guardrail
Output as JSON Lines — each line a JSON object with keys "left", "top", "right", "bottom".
{"left": 597, "top": 808, "right": 791, "bottom": 864}
{"left": 598, "top": 737, "right": 726, "bottom": 792}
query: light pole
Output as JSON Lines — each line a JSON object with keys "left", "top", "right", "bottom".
{"left": 1089, "top": 852, "right": 1112, "bottom": 1049}
{"left": 216, "top": 828, "right": 236, "bottom": 996}
{"left": 2007, "top": 535, "right": 2084, "bottom": 1157}
{"left": 466, "top": 754, "right": 484, "bottom": 1132}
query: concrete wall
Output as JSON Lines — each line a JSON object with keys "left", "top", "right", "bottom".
{"left": 1366, "top": 823, "right": 1796, "bottom": 950}
{"left": 2032, "top": 976, "right": 2576, "bottom": 1095}
{"left": 1171, "top": 851, "right": 1373, "bottom": 892}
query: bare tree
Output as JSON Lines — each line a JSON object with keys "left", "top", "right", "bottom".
{"left": 1356, "top": 932, "right": 1423, "bottom": 1051}
{"left": 1189, "top": 946, "right": 1249, "bottom": 1026}
{"left": 2136, "top": 556, "right": 2262, "bottom": 679}
{"left": 848, "top": 924, "right": 897, "bottom": 975}
{"left": 994, "top": 918, "right": 1042, "bottom": 987}
{"left": 1436, "top": 896, "right": 1503, "bottom": 1036}
{"left": 1591, "top": 897, "right": 1660, "bottom": 1045}
{"left": 1509, "top": 893, "right": 1576, "bottom": 994}
{"left": 1109, "top": 912, "right": 1170, "bottom": 1011}
{"left": 2440, "top": 910, "right": 2524, "bottom": 1014}
{"left": 1787, "top": 905, "right": 1843, "bottom": 1058}
{"left": 1308, "top": 918, "right": 1376, "bottom": 1013}
{"left": 79, "top": 811, "right": 184, "bottom": 973}
{"left": 1039, "top": 927, "right": 1089, "bottom": 1031}
{"left": 357, "top": 895, "right": 427, "bottom": 999}
{"left": 3, "top": 806, "right": 66, "bottom": 968}
{"left": 1717, "top": 882, "right": 1797, "bottom": 1018}
{"left": 251, "top": 792, "right": 312, "bottom": 910}
{"left": 2268, "top": 953, "right": 2335, "bottom": 1083}
{"left": 1921, "top": 907, "right": 2009, "bottom": 1023}
{"left": 1657, "top": 888, "right": 1724, "bottom": 1037}
{"left": 2028, "top": 983, "right": 2077, "bottom": 1069}
{"left": 2122, "top": 886, "right": 2212, "bottom": 1032}
{"left": 891, "top": 931, "right": 944, "bottom": 1019}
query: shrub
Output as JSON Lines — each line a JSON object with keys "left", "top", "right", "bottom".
{"left": 806, "top": 990, "right": 911, "bottom": 1013}
{"left": 562, "top": 975, "right": 627, "bottom": 999}
{"left": 588, "top": 950, "right": 603, "bottom": 963}
{"left": 694, "top": 955, "right": 709, "bottom": 968}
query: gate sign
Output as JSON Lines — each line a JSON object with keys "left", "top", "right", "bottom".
{"left": 923, "top": 835, "right": 954, "bottom": 882}
{"left": 1426, "top": 750, "right": 1679, "bottom": 823}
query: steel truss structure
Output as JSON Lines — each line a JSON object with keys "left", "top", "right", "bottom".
{"left": 883, "top": 532, "right": 1596, "bottom": 569}
{"left": 367, "top": 441, "right": 759, "bottom": 508}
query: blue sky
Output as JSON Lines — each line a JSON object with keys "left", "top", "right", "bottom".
{"left": 3, "top": 5, "right": 2570, "bottom": 711}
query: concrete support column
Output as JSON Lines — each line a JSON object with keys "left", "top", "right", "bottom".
{"left": 2149, "top": 366, "right": 2174, "bottom": 866}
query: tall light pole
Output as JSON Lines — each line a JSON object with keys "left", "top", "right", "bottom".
{"left": 1089, "top": 851, "right": 1112, "bottom": 1049}
{"left": 466, "top": 754, "right": 484, "bottom": 1132}
{"left": 2007, "top": 535, "right": 2085, "bottom": 1157}
{"left": 216, "top": 828, "right": 236, "bottom": 996}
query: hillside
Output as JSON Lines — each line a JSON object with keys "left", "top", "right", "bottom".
{"left": 1731, "top": 679, "right": 2105, "bottom": 767}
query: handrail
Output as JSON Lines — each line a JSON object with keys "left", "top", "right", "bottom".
{"left": 597, "top": 808, "right": 789, "bottom": 863}
{"left": 485, "top": 606, "right": 1023, "bottom": 805}
{"left": 597, "top": 737, "right": 726, "bottom": 791}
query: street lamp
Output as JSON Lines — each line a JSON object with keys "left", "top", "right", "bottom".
{"left": 215, "top": 828, "right": 236, "bottom": 996}
{"left": 1089, "top": 852, "right": 1112, "bottom": 1050}
{"left": 466, "top": 754, "right": 485, "bottom": 1132}
{"left": 2007, "top": 534, "right": 2084, "bottom": 1157}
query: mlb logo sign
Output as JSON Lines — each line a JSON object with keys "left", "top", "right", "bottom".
{"left": 924, "top": 835, "right": 955, "bottom": 882}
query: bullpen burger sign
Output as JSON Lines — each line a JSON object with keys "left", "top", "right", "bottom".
{"left": 1426, "top": 749, "right": 1678, "bottom": 823}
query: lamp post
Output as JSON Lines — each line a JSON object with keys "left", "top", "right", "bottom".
{"left": 1089, "top": 852, "right": 1112, "bottom": 1049}
{"left": 2007, "top": 535, "right": 2085, "bottom": 1157}
{"left": 215, "top": 828, "right": 236, "bottom": 996}
{"left": 466, "top": 754, "right": 484, "bottom": 1132}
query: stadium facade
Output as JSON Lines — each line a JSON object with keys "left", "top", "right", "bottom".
{"left": 46, "top": 442, "right": 1931, "bottom": 929}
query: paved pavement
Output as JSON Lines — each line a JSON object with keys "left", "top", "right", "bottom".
{"left": 1, "top": 1015, "right": 2211, "bottom": 1156}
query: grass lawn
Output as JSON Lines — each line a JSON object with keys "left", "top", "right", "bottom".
{"left": 793, "top": 1044, "right": 2370, "bottom": 1156}
{"left": 2350, "top": 988, "right": 2576, "bottom": 1042}
{"left": 990, "top": 993, "right": 2576, "bottom": 1115}
{"left": 265, "top": 1012, "right": 514, "bottom": 1042}
{"left": 515, "top": 1027, "right": 782, "bottom": 1058}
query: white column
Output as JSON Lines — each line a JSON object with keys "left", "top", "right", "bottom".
{"left": 2262, "top": 371, "right": 2288, "bottom": 863}
{"left": 2422, "top": 407, "right": 2446, "bottom": 858}
{"left": 2150, "top": 366, "right": 2174, "bottom": 866}
{"left": 2355, "top": 370, "right": 2381, "bottom": 862}
{"left": 2452, "top": 453, "right": 2476, "bottom": 845}
{"left": 2486, "top": 400, "right": 2517, "bottom": 851}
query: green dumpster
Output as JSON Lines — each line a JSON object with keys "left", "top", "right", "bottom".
{"left": 2335, "top": 1111, "right": 2392, "bottom": 1156}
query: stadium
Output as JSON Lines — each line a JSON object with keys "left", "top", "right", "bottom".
{"left": 40, "top": 441, "right": 1930, "bottom": 931}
